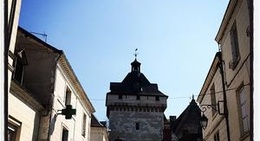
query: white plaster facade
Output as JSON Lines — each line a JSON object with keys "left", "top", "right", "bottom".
{"left": 8, "top": 81, "right": 44, "bottom": 141}
{"left": 90, "top": 115, "right": 109, "bottom": 141}
{"left": 8, "top": 27, "right": 95, "bottom": 141}
{"left": 91, "top": 127, "right": 109, "bottom": 141}
{"left": 4, "top": 0, "right": 24, "bottom": 140}
{"left": 48, "top": 55, "right": 95, "bottom": 141}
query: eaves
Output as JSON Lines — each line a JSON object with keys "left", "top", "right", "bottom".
{"left": 197, "top": 52, "right": 220, "bottom": 103}
{"left": 215, "top": 0, "right": 241, "bottom": 43}
{"left": 58, "top": 53, "right": 95, "bottom": 114}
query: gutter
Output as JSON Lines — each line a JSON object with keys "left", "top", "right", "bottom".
{"left": 248, "top": 0, "right": 253, "bottom": 140}
{"left": 4, "top": 0, "right": 8, "bottom": 140}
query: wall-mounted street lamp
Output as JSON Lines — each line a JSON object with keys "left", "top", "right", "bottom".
{"left": 200, "top": 113, "right": 208, "bottom": 130}
{"left": 199, "top": 101, "right": 225, "bottom": 129}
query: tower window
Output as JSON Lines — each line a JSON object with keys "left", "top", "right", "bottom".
{"left": 118, "top": 95, "right": 122, "bottom": 99}
{"left": 135, "top": 122, "right": 140, "bottom": 130}
{"left": 136, "top": 95, "right": 140, "bottom": 100}
{"left": 155, "top": 96, "right": 159, "bottom": 101}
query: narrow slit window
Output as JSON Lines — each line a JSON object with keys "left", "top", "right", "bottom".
{"left": 136, "top": 122, "right": 140, "bottom": 130}
{"left": 82, "top": 113, "right": 86, "bottom": 137}
{"left": 155, "top": 96, "right": 159, "bottom": 101}
{"left": 65, "top": 87, "right": 71, "bottom": 105}
{"left": 62, "top": 127, "right": 69, "bottom": 141}
{"left": 137, "top": 95, "right": 140, "bottom": 100}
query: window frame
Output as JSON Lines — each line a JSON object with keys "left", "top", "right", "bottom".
{"left": 155, "top": 96, "right": 159, "bottom": 101}
{"left": 65, "top": 87, "right": 71, "bottom": 105}
{"left": 8, "top": 116, "right": 21, "bottom": 141}
{"left": 81, "top": 113, "right": 87, "bottom": 137}
{"left": 214, "top": 131, "right": 220, "bottom": 141}
{"left": 135, "top": 122, "right": 140, "bottom": 130}
{"left": 136, "top": 95, "right": 140, "bottom": 100}
{"left": 12, "top": 50, "right": 27, "bottom": 84}
{"left": 61, "top": 126, "right": 69, "bottom": 141}
{"left": 118, "top": 94, "right": 122, "bottom": 100}
{"left": 210, "top": 84, "right": 217, "bottom": 116}
{"left": 237, "top": 84, "right": 250, "bottom": 135}
{"left": 229, "top": 21, "right": 240, "bottom": 70}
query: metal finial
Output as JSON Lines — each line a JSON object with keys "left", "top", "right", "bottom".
{"left": 134, "top": 48, "right": 138, "bottom": 59}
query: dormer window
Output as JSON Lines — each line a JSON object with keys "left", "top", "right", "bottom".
{"left": 13, "top": 50, "right": 28, "bottom": 84}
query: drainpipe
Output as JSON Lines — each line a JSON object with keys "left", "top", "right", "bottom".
{"left": 3, "top": 0, "right": 8, "bottom": 140}
{"left": 217, "top": 51, "right": 231, "bottom": 141}
{"left": 247, "top": 0, "right": 253, "bottom": 141}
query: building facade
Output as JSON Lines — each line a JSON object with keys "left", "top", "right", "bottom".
{"left": 254, "top": 0, "right": 260, "bottom": 140}
{"left": 197, "top": 52, "right": 228, "bottom": 141}
{"left": 8, "top": 27, "right": 95, "bottom": 141}
{"left": 106, "top": 58, "right": 168, "bottom": 141}
{"left": 2, "top": 0, "right": 23, "bottom": 140}
{"left": 198, "top": 0, "right": 252, "bottom": 140}
{"left": 90, "top": 114, "right": 109, "bottom": 141}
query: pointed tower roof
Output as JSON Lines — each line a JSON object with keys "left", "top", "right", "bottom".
{"left": 107, "top": 57, "right": 167, "bottom": 97}
{"left": 171, "top": 98, "right": 202, "bottom": 135}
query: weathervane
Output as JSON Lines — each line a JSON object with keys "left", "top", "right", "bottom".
{"left": 134, "top": 48, "right": 138, "bottom": 59}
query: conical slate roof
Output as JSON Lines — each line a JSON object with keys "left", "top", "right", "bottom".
{"left": 171, "top": 99, "right": 202, "bottom": 134}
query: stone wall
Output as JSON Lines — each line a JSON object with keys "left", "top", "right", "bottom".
{"left": 109, "top": 110, "right": 164, "bottom": 141}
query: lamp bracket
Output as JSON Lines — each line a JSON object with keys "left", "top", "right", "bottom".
{"left": 200, "top": 101, "right": 225, "bottom": 115}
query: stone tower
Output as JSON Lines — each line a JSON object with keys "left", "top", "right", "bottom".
{"left": 106, "top": 58, "right": 168, "bottom": 141}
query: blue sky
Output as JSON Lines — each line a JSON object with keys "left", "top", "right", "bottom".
{"left": 19, "top": 0, "right": 229, "bottom": 121}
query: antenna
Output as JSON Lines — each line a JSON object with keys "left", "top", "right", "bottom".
{"left": 30, "top": 31, "right": 47, "bottom": 42}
